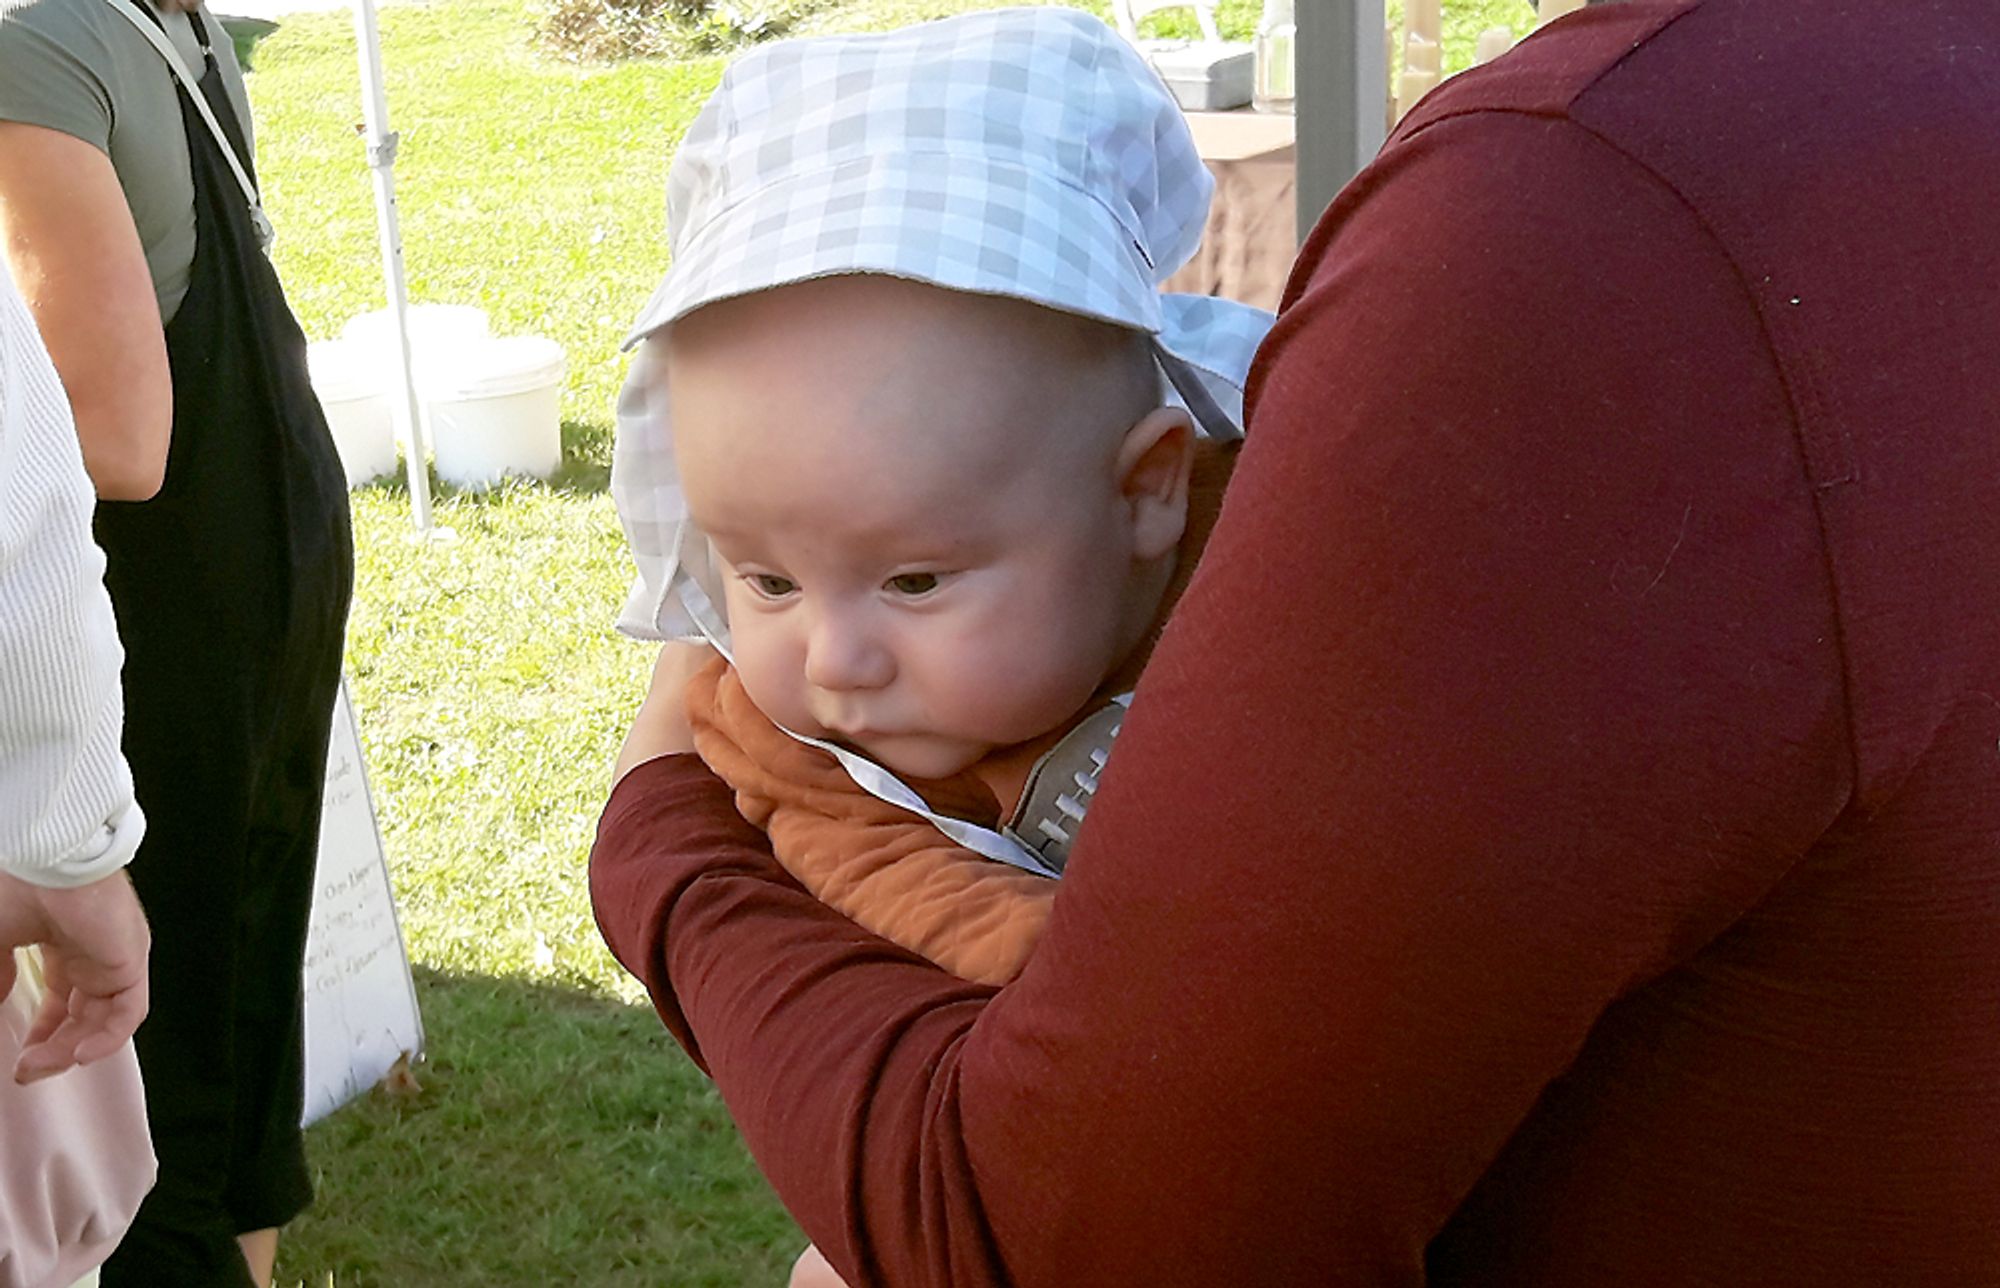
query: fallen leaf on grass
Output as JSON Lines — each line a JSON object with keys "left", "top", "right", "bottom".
{"left": 378, "top": 1051, "right": 424, "bottom": 1099}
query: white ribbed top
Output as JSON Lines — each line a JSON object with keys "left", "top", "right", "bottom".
{"left": 0, "top": 271, "right": 144, "bottom": 887}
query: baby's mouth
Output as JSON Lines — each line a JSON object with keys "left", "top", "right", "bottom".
{"left": 811, "top": 707, "right": 887, "bottom": 742}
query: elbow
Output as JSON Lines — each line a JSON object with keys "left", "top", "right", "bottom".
{"left": 87, "top": 448, "right": 168, "bottom": 502}
{"left": 90, "top": 456, "right": 168, "bottom": 500}
{"left": 77, "top": 408, "right": 172, "bottom": 502}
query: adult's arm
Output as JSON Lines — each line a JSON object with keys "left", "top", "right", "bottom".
{"left": 0, "top": 123, "right": 173, "bottom": 501}
{"left": 612, "top": 641, "right": 715, "bottom": 783}
{"left": 0, "top": 273, "right": 150, "bottom": 1078}
{"left": 592, "top": 112, "right": 1848, "bottom": 1285}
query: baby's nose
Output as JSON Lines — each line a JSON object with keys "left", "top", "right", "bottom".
{"left": 803, "top": 612, "right": 894, "bottom": 692}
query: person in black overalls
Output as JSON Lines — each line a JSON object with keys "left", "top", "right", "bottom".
{"left": 93, "top": 6, "right": 353, "bottom": 1283}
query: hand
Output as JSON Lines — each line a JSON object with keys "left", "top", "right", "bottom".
{"left": 0, "top": 870, "right": 150, "bottom": 1083}
{"left": 612, "top": 641, "right": 719, "bottom": 785}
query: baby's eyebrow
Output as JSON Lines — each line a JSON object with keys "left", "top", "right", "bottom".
{"left": 882, "top": 544, "right": 977, "bottom": 568}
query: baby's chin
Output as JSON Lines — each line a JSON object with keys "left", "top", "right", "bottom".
{"left": 843, "top": 733, "right": 990, "bottom": 783}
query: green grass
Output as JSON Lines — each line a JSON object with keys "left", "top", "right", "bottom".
{"left": 288, "top": 969, "right": 800, "bottom": 1285}
{"left": 246, "top": 0, "right": 1531, "bottom": 1281}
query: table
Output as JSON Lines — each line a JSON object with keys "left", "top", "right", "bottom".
{"left": 1164, "top": 110, "right": 1298, "bottom": 313}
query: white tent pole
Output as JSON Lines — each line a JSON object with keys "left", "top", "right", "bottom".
{"left": 351, "top": 0, "right": 433, "bottom": 532}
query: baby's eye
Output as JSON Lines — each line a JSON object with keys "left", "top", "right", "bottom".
{"left": 744, "top": 573, "right": 798, "bottom": 599}
{"left": 885, "top": 572, "right": 940, "bottom": 597}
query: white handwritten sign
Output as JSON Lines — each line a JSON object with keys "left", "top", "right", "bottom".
{"left": 301, "top": 681, "right": 424, "bottom": 1126}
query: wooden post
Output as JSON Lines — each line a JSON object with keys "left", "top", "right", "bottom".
{"left": 1395, "top": 0, "right": 1443, "bottom": 121}
{"left": 1473, "top": 26, "right": 1516, "bottom": 66}
{"left": 1536, "top": 0, "right": 1587, "bottom": 26}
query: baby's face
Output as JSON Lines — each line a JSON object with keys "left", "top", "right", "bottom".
{"left": 664, "top": 277, "right": 1166, "bottom": 781}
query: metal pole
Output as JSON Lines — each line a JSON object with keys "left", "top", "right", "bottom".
{"left": 1294, "top": 0, "right": 1387, "bottom": 242}
{"left": 352, "top": 0, "right": 434, "bottom": 532}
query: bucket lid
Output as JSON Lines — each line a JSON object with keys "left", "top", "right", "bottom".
{"left": 341, "top": 303, "right": 491, "bottom": 357}
{"left": 423, "top": 336, "right": 567, "bottom": 400}
{"left": 306, "top": 339, "right": 386, "bottom": 403}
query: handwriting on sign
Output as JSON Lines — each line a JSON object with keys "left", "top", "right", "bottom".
{"left": 301, "top": 681, "right": 425, "bottom": 1125}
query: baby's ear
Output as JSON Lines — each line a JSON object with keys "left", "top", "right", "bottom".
{"left": 1116, "top": 406, "right": 1196, "bottom": 561}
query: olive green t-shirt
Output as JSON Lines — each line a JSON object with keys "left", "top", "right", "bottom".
{"left": 0, "top": 0, "right": 254, "bottom": 322}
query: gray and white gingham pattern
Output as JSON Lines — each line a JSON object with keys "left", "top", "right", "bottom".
{"left": 613, "top": 5, "right": 1277, "bottom": 642}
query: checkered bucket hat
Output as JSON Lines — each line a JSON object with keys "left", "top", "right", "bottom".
{"left": 612, "top": 4, "right": 1276, "bottom": 643}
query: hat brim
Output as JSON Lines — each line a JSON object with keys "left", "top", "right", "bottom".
{"left": 623, "top": 150, "right": 1166, "bottom": 350}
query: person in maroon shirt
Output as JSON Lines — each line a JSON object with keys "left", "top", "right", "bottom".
{"left": 592, "top": 1, "right": 2000, "bottom": 1282}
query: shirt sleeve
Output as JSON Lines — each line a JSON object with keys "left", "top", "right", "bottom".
{"left": 0, "top": 277, "right": 144, "bottom": 887}
{"left": 590, "top": 111, "right": 1850, "bottom": 1286}
{"left": 0, "top": 0, "right": 117, "bottom": 153}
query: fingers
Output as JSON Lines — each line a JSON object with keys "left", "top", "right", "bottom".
{"left": 13, "top": 969, "right": 148, "bottom": 1083}
{"left": 4, "top": 874, "right": 151, "bottom": 1082}
{"left": 15, "top": 975, "right": 84, "bottom": 1083}
{"left": 15, "top": 1010, "right": 88, "bottom": 1082}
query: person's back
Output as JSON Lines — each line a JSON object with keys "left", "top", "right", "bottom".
{"left": 1387, "top": 1, "right": 2000, "bottom": 1278}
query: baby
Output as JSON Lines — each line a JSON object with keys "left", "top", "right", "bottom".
{"left": 614, "top": 3, "right": 1270, "bottom": 970}
{"left": 608, "top": 11, "right": 1271, "bottom": 1278}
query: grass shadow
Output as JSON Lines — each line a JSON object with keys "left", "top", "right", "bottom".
{"left": 551, "top": 417, "right": 614, "bottom": 494}
{"left": 278, "top": 965, "right": 800, "bottom": 1287}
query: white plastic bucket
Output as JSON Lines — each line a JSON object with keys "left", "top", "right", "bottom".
{"left": 340, "top": 303, "right": 490, "bottom": 361}
{"left": 340, "top": 305, "right": 492, "bottom": 456}
{"left": 423, "top": 336, "right": 566, "bottom": 489}
{"left": 306, "top": 340, "right": 397, "bottom": 486}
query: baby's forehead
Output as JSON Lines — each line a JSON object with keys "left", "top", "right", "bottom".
{"left": 660, "top": 275, "right": 1150, "bottom": 453}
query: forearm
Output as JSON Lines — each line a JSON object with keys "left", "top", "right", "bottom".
{"left": 592, "top": 756, "right": 1006, "bottom": 1282}
{"left": 595, "top": 758, "right": 1001, "bottom": 1072}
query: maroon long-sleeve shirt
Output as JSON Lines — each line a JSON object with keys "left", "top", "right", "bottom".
{"left": 591, "top": 2, "right": 2000, "bottom": 1282}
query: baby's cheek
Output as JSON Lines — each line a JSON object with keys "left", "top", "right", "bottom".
{"left": 728, "top": 627, "right": 809, "bottom": 727}
{"left": 948, "top": 641, "right": 1098, "bottom": 740}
